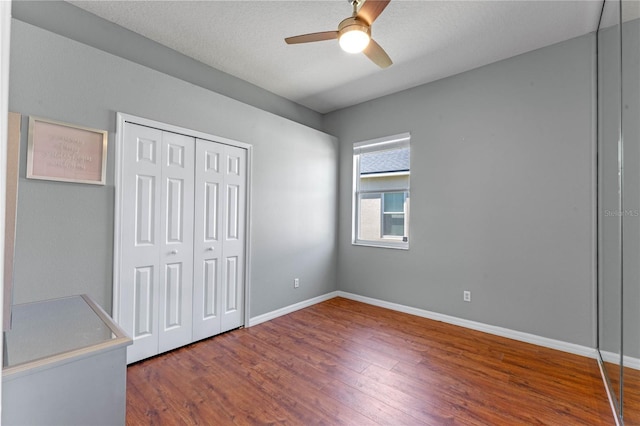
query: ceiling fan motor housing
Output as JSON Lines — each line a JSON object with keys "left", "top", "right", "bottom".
{"left": 338, "top": 17, "right": 371, "bottom": 38}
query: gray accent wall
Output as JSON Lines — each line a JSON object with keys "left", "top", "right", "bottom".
{"left": 325, "top": 34, "right": 597, "bottom": 347}
{"left": 9, "top": 19, "right": 338, "bottom": 316}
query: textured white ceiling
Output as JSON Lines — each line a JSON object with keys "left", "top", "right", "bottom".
{"left": 68, "top": 0, "right": 605, "bottom": 114}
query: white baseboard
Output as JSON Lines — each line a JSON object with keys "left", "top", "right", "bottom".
{"left": 247, "top": 290, "right": 607, "bottom": 361}
{"left": 599, "top": 349, "right": 640, "bottom": 370}
{"left": 336, "top": 291, "right": 598, "bottom": 359}
{"left": 248, "top": 291, "right": 339, "bottom": 327}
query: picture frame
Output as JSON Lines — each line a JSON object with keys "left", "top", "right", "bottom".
{"left": 27, "top": 116, "right": 108, "bottom": 185}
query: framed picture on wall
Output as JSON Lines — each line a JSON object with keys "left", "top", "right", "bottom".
{"left": 27, "top": 116, "right": 107, "bottom": 185}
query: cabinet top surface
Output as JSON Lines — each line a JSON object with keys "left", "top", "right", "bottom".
{"left": 3, "top": 295, "right": 130, "bottom": 374}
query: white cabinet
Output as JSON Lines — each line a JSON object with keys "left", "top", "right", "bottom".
{"left": 2, "top": 295, "right": 131, "bottom": 426}
{"left": 115, "top": 120, "right": 247, "bottom": 364}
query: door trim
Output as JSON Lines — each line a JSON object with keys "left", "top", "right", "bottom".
{"left": 113, "top": 112, "right": 253, "bottom": 330}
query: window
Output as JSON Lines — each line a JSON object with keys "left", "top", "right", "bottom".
{"left": 382, "top": 192, "right": 407, "bottom": 236}
{"left": 353, "top": 133, "right": 410, "bottom": 249}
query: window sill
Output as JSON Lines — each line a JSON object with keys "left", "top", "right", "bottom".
{"left": 352, "top": 240, "right": 409, "bottom": 250}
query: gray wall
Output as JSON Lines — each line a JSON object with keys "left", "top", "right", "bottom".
{"left": 9, "top": 19, "right": 338, "bottom": 316}
{"left": 325, "top": 34, "right": 597, "bottom": 347}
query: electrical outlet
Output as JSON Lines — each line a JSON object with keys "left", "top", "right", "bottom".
{"left": 294, "top": 278, "right": 300, "bottom": 289}
{"left": 463, "top": 291, "right": 471, "bottom": 302}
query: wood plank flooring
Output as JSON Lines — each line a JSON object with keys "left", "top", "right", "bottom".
{"left": 624, "top": 367, "right": 640, "bottom": 425}
{"left": 126, "top": 297, "right": 615, "bottom": 425}
{"left": 603, "top": 361, "right": 640, "bottom": 425}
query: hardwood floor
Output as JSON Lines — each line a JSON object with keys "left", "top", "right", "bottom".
{"left": 624, "top": 367, "right": 640, "bottom": 425}
{"left": 126, "top": 297, "right": 614, "bottom": 425}
{"left": 602, "top": 361, "right": 640, "bottom": 425}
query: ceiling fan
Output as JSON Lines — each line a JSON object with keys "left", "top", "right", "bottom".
{"left": 284, "top": 0, "right": 393, "bottom": 69}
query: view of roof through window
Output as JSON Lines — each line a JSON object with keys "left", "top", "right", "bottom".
{"left": 360, "top": 147, "right": 410, "bottom": 175}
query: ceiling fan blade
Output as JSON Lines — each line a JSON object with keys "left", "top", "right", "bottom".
{"left": 285, "top": 31, "right": 339, "bottom": 45}
{"left": 363, "top": 39, "right": 392, "bottom": 68}
{"left": 357, "top": 0, "right": 390, "bottom": 26}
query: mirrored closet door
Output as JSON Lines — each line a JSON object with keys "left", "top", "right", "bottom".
{"left": 597, "top": 0, "right": 639, "bottom": 423}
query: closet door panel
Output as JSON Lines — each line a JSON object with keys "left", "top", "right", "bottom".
{"left": 221, "top": 145, "right": 246, "bottom": 332}
{"left": 203, "top": 259, "right": 218, "bottom": 317}
{"left": 133, "top": 266, "right": 154, "bottom": 336}
{"left": 121, "top": 123, "right": 163, "bottom": 363}
{"left": 158, "top": 131, "right": 195, "bottom": 353}
{"left": 193, "top": 140, "right": 224, "bottom": 340}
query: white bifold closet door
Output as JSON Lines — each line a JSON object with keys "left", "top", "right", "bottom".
{"left": 193, "top": 139, "right": 246, "bottom": 340}
{"left": 119, "top": 122, "right": 246, "bottom": 364}
{"left": 121, "top": 124, "right": 195, "bottom": 363}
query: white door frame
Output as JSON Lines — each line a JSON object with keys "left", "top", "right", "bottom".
{"left": 113, "top": 112, "right": 253, "bottom": 332}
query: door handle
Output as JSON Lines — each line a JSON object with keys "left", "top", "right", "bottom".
{"left": 207, "top": 247, "right": 215, "bottom": 251}
{"left": 170, "top": 249, "right": 178, "bottom": 255}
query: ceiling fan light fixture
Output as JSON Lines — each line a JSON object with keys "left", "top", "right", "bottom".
{"left": 339, "top": 28, "right": 370, "bottom": 53}
{"left": 338, "top": 18, "right": 371, "bottom": 53}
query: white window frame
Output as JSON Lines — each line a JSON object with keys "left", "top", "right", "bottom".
{"left": 353, "top": 132, "right": 410, "bottom": 250}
